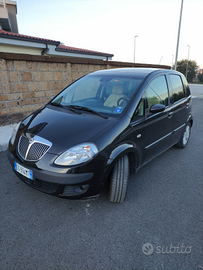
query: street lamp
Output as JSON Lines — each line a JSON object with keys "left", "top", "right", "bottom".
{"left": 186, "top": 45, "right": 190, "bottom": 79}
{"left": 133, "top": 35, "right": 138, "bottom": 63}
{"left": 159, "top": 56, "right": 163, "bottom": 65}
{"left": 172, "top": 55, "right": 174, "bottom": 69}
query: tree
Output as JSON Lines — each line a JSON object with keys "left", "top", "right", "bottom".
{"left": 172, "top": 59, "right": 199, "bottom": 82}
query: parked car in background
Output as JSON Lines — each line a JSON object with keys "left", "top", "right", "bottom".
{"left": 7, "top": 68, "right": 193, "bottom": 203}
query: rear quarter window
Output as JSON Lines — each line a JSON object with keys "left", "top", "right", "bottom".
{"left": 169, "top": 74, "right": 185, "bottom": 103}
{"left": 181, "top": 75, "right": 191, "bottom": 97}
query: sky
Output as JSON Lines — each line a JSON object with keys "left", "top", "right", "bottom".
{"left": 16, "top": 0, "right": 203, "bottom": 68}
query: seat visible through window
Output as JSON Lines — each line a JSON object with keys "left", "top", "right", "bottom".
{"left": 104, "top": 84, "right": 125, "bottom": 107}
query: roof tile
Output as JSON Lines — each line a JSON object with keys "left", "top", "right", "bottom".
{"left": 0, "top": 30, "right": 60, "bottom": 44}
{"left": 57, "top": 44, "right": 113, "bottom": 57}
{"left": 0, "top": 30, "right": 113, "bottom": 57}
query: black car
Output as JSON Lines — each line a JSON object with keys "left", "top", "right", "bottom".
{"left": 7, "top": 68, "right": 193, "bottom": 203}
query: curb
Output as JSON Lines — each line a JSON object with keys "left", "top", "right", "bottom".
{"left": 0, "top": 143, "right": 8, "bottom": 152}
{"left": 0, "top": 124, "right": 16, "bottom": 153}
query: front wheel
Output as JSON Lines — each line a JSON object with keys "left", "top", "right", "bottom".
{"left": 109, "top": 155, "right": 129, "bottom": 203}
{"left": 176, "top": 122, "right": 191, "bottom": 148}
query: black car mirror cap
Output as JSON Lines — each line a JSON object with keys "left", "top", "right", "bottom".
{"left": 150, "top": 104, "right": 165, "bottom": 113}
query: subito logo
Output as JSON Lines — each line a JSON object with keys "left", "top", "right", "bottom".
{"left": 142, "top": 243, "right": 154, "bottom": 255}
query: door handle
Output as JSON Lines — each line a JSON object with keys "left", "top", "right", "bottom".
{"left": 168, "top": 111, "right": 173, "bottom": 118}
{"left": 186, "top": 102, "right": 190, "bottom": 108}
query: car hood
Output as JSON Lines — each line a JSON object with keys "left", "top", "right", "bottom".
{"left": 24, "top": 105, "right": 115, "bottom": 154}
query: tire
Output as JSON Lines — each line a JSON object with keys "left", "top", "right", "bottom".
{"left": 109, "top": 155, "right": 129, "bottom": 203}
{"left": 176, "top": 122, "right": 191, "bottom": 148}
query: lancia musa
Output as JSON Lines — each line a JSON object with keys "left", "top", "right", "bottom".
{"left": 7, "top": 68, "right": 193, "bottom": 203}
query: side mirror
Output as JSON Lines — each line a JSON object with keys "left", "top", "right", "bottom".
{"left": 150, "top": 104, "right": 165, "bottom": 113}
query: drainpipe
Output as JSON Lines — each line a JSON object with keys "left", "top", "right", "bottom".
{"left": 41, "top": 43, "right": 49, "bottom": 55}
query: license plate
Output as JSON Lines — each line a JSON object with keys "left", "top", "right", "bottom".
{"left": 14, "top": 162, "right": 33, "bottom": 180}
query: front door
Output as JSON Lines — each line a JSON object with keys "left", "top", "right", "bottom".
{"left": 142, "top": 75, "right": 173, "bottom": 164}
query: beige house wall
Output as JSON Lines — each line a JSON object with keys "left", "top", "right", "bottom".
{"left": 0, "top": 52, "right": 171, "bottom": 126}
{"left": 0, "top": 44, "right": 42, "bottom": 55}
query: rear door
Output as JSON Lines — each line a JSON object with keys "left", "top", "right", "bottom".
{"left": 167, "top": 74, "right": 192, "bottom": 145}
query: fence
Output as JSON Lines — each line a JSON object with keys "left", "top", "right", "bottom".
{"left": 0, "top": 52, "right": 170, "bottom": 126}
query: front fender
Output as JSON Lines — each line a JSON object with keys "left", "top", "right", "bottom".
{"left": 102, "top": 143, "right": 139, "bottom": 184}
{"left": 107, "top": 143, "right": 134, "bottom": 165}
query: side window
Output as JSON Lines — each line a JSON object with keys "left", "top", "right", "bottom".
{"left": 132, "top": 97, "right": 145, "bottom": 121}
{"left": 146, "top": 76, "right": 169, "bottom": 110}
{"left": 169, "top": 75, "right": 185, "bottom": 103}
{"left": 181, "top": 75, "right": 191, "bottom": 97}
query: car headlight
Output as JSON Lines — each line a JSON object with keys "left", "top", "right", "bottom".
{"left": 54, "top": 143, "right": 99, "bottom": 166}
{"left": 10, "top": 121, "right": 21, "bottom": 145}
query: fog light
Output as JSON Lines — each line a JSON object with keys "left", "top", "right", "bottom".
{"left": 61, "top": 184, "right": 89, "bottom": 196}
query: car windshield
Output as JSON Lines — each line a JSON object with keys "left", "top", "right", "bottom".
{"left": 51, "top": 74, "right": 144, "bottom": 117}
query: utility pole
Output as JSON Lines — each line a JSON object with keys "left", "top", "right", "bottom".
{"left": 174, "top": 0, "right": 184, "bottom": 70}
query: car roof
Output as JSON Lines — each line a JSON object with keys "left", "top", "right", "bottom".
{"left": 89, "top": 68, "right": 168, "bottom": 78}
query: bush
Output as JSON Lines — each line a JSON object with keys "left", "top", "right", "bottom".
{"left": 197, "top": 73, "right": 203, "bottom": 82}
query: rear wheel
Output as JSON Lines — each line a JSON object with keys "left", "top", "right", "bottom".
{"left": 109, "top": 155, "right": 129, "bottom": 203}
{"left": 176, "top": 122, "right": 191, "bottom": 148}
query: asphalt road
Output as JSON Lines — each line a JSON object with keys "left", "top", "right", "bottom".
{"left": 0, "top": 85, "right": 203, "bottom": 270}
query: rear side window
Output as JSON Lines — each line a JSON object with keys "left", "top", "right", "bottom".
{"left": 169, "top": 75, "right": 185, "bottom": 103}
{"left": 146, "top": 75, "right": 169, "bottom": 110}
{"left": 181, "top": 75, "right": 191, "bottom": 97}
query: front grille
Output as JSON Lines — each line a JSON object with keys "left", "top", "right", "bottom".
{"left": 18, "top": 134, "right": 52, "bottom": 161}
{"left": 26, "top": 142, "right": 50, "bottom": 160}
{"left": 19, "top": 136, "right": 29, "bottom": 158}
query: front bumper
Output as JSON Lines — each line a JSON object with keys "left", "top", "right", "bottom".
{"left": 7, "top": 150, "right": 103, "bottom": 199}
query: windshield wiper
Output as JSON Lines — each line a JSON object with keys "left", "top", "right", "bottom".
{"left": 50, "top": 102, "right": 82, "bottom": 114}
{"left": 68, "top": 105, "right": 108, "bottom": 119}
